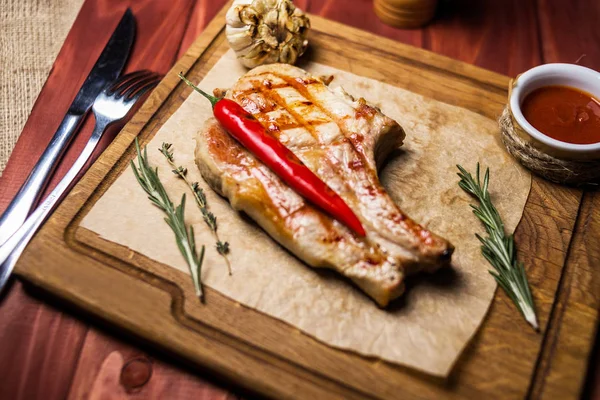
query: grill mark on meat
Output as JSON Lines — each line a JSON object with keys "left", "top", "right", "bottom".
{"left": 233, "top": 79, "right": 372, "bottom": 244}
{"left": 254, "top": 82, "right": 322, "bottom": 141}
{"left": 234, "top": 88, "right": 329, "bottom": 143}
{"left": 247, "top": 74, "right": 431, "bottom": 247}
{"left": 200, "top": 119, "right": 402, "bottom": 273}
{"left": 251, "top": 167, "right": 308, "bottom": 219}
{"left": 271, "top": 72, "right": 373, "bottom": 170}
{"left": 204, "top": 121, "right": 393, "bottom": 270}
{"left": 206, "top": 123, "right": 252, "bottom": 168}
{"left": 206, "top": 121, "right": 314, "bottom": 228}
{"left": 235, "top": 92, "right": 279, "bottom": 114}
{"left": 197, "top": 64, "right": 454, "bottom": 305}
{"left": 269, "top": 72, "right": 381, "bottom": 227}
{"left": 266, "top": 73, "right": 438, "bottom": 247}
{"left": 254, "top": 75, "right": 369, "bottom": 215}
{"left": 346, "top": 160, "right": 434, "bottom": 245}
{"left": 232, "top": 81, "right": 336, "bottom": 144}
{"left": 234, "top": 72, "right": 438, "bottom": 249}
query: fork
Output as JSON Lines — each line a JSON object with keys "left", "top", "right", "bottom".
{"left": 0, "top": 70, "right": 161, "bottom": 291}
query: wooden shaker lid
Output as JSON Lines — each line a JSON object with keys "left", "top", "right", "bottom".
{"left": 374, "top": 0, "right": 438, "bottom": 28}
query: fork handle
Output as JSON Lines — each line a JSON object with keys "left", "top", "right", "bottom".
{"left": 0, "top": 119, "right": 109, "bottom": 291}
{"left": 0, "top": 113, "right": 84, "bottom": 245}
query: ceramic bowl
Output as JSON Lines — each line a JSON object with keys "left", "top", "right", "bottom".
{"left": 509, "top": 63, "right": 600, "bottom": 160}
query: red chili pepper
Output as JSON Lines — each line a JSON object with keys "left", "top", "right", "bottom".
{"left": 179, "top": 73, "right": 366, "bottom": 237}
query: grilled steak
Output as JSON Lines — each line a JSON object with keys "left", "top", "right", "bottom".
{"left": 195, "top": 64, "right": 454, "bottom": 306}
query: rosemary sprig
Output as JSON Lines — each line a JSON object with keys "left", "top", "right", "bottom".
{"left": 159, "top": 142, "right": 232, "bottom": 275}
{"left": 457, "top": 163, "right": 539, "bottom": 330}
{"left": 130, "top": 138, "right": 205, "bottom": 300}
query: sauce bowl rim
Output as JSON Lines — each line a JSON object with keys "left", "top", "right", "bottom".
{"left": 509, "top": 63, "right": 600, "bottom": 154}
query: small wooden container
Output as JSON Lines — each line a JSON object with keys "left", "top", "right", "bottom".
{"left": 374, "top": 0, "right": 438, "bottom": 28}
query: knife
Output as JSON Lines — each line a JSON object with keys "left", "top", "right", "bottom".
{"left": 0, "top": 9, "right": 135, "bottom": 246}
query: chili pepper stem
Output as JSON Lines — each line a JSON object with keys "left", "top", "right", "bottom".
{"left": 178, "top": 72, "right": 219, "bottom": 107}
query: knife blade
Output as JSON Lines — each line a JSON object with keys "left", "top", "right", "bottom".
{"left": 0, "top": 8, "right": 135, "bottom": 245}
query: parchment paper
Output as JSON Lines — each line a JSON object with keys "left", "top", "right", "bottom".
{"left": 81, "top": 50, "right": 531, "bottom": 376}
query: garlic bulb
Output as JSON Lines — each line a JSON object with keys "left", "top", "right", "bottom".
{"left": 225, "top": 0, "right": 310, "bottom": 68}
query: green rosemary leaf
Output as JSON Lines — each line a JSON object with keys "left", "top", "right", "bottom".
{"left": 457, "top": 163, "right": 538, "bottom": 330}
{"left": 203, "top": 210, "right": 217, "bottom": 232}
{"left": 159, "top": 142, "right": 174, "bottom": 162}
{"left": 216, "top": 241, "right": 229, "bottom": 255}
{"left": 197, "top": 245, "right": 206, "bottom": 302}
{"left": 194, "top": 184, "right": 207, "bottom": 207}
{"left": 159, "top": 142, "right": 233, "bottom": 275}
{"left": 132, "top": 138, "right": 204, "bottom": 300}
{"left": 172, "top": 166, "right": 187, "bottom": 176}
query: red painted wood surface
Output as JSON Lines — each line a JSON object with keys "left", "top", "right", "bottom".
{"left": 0, "top": 0, "right": 598, "bottom": 398}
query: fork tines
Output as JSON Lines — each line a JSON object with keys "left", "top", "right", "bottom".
{"left": 109, "top": 70, "right": 161, "bottom": 100}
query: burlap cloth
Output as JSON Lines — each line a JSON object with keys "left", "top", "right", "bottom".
{"left": 0, "top": 0, "right": 83, "bottom": 176}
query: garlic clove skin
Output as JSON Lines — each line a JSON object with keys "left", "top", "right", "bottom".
{"left": 225, "top": 0, "right": 310, "bottom": 68}
{"left": 226, "top": 28, "right": 255, "bottom": 52}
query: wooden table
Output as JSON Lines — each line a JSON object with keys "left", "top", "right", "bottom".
{"left": 0, "top": 0, "right": 598, "bottom": 398}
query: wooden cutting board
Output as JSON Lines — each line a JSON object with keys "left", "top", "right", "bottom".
{"left": 14, "top": 3, "right": 600, "bottom": 399}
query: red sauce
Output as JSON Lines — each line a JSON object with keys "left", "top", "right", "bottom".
{"left": 521, "top": 85, "right": 600, "bottom": 145}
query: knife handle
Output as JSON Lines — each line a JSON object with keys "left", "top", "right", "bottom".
{"left": 0, "top": 113, "right": 84, "bottom": 245}
{"left": 0, "top": 117, "right": 108, "bottom": 291}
